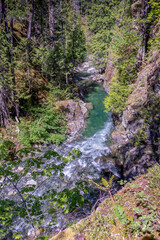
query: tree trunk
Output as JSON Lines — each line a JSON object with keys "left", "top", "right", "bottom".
{"left": 1, "top": 0, "right": 8, "bottom": 33}
{"left": 60, "top": 0, "right": 68, "bottom": 84}
{"left": 27, "top": 0, "right": 33, "bottom": 40}
{"left": 49, "top": 0, "right": 55, "bottom": 50}
{"left": 26, "top": 0, "right": 34, "bottom": 92}
{"left": 72, "top": 0, "right": 76, "bottom": 68}
{"left": 0, "top": 87, "right": 10, "bottom": 127}
{"left": 137, "top": 0, "right": 149, "bottom": 62}
{"left": 0, "top": 0, "right": 10, "bottom": 127}
{"left": 0, "top": 0, "right": 2, "bottom": 23}
{"left": 10, "top": 18, "right": 20, "bottom": 120}
{"left": 65, "top": 23, "right": 68, "bottom": 84}
{"left": 72, "top": 0, "right": 76, "bottom": 30}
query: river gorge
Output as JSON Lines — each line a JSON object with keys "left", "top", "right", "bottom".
{"left": 1, "top": 64, "right": 120, "bottom": 240}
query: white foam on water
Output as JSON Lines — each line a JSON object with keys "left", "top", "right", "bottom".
{"left": 61, "top": 116, "right": 114, "bottom": 178}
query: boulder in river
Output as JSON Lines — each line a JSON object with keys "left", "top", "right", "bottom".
{"left": 57, "top": 99, "right": 93, "bottom": 136}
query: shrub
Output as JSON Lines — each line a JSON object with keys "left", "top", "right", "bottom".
{"left": 18, "top": 104, "right": 66, "bottom": 146}
{"left": 104, "top": 77, "right": 132, "bottom": 113}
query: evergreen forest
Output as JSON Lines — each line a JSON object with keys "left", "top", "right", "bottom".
{"left": 0, "top": 0, "right": 160, "bottom": 239}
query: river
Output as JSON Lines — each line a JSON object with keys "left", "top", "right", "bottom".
{"left": 2, "top": 67, "right": 117, "bottom": 239}
{"left": 58, "top": 83, "right": 115, "bottom": 180}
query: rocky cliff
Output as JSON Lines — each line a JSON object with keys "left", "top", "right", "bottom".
{"left": 57, "top": 99, "right": 93, "bottom": 138}
{"left": 104, "top": 49, "right": 160, "bottom": 179}
{"left": 102, "top": 0, "right": 160, "bottom": 180}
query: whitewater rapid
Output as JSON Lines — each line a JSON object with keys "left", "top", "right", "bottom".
{"left": 58, "top": 112, "right": 115, "bottom": 179}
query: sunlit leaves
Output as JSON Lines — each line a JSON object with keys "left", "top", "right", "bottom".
{"left": 0, "top": 143, "right": 86, "bottom": 238}
{"left": 53, "top": 187, "right": 87, "bottom": 214}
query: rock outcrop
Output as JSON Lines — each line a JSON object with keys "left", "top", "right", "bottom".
{"left": 103, "top": 52, "right": 117, "bottom": 93}
{"left": 58, "top": 99, "right": 93, "bottom": 136}
{"left": 104, "top": 49, "right": 160, "bottom": 179}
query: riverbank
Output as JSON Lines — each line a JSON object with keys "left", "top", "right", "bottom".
{"left": 51, "top": 164, "right": 160, "bottom": 240}
{"left": 1, "top": 60, "right": 117, "bottom": 240}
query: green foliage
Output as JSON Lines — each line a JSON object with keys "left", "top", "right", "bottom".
{"left": 118, "top": 168, "right": 160, "bottom": 237}
{"left": 52, "top": 178, "right": 88, "bottom": 214}
{"left": 0, "top": 30, "right": 11, "bottom": 86}
{"left": 75, "top": 211, "right": 110, "bottom": 240}
{"left": 0, "top": 139, "right": 15, "bottom": 160}
{"left": 147, "top": 0, "right": 160, "bottom": 24}
{"left": 104, "top": 77, "right": 132, "bottom": 113}
{"left": 148, "top": 28, "right": 160, "bottom": 50}
{"left": 86, "top": 0, "right": 121, "bottom": 67}
{"left": 18, "top": 102, "right": 66, "bottom": 146}
{"left": 103, "top": 22, "right": 141, "bottom": 113}
{"left": 0, "top": 144, "right": 87, "bottom": 239}
{"left": 132, "top": 191, "right": 158, "bottom": 235}
{"left": 31, "top": 1, "right": 86, "bottom": 84}
{"left": 147, "top": 165, "right": 160, "bottom": 197}
{"left": 147, "top": 0, "right": 160, "bottom": 49}
{"left": 89, "top": 175, "right": 114, "bottom": 192}
{"left": 76, "top": 165, "right": 160, "bottom": 239}
{"left": 53, "top": 185, "right": 87, "bottom": 214}
{"left": 47, "top": 85, "right": 73, "bottom": 101}
{"left": 118, "top": 179, "right": 127, "bottom": 186}
{"left": 89, "top": 175, "right": 114, "bottom": 202}
{"left": 113, "top": 204, "right": 130, "bottom": 226}
{"left": 88, "top": 3, "right": 142, "bottom": 115}
{"left": 110, "top": 24, "right": 141, "bottom": 82}
{"left": 133, "top": 126, "right": 147, "bottom": 147}
{"left": 34, "top": 236, "right": 49, "bottom": 240}
{"left": 0, "top": 0, "right": 87, "bottom": 130}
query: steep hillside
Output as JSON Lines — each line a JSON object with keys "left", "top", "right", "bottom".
{"left": 50, "top": 165, "right": 160, "bottom": 240}
{"left": 105, "top": 48, "right": 160, "bottom": 180}
{"left": 103, "top": 0, "right": 160, "bottom": 180}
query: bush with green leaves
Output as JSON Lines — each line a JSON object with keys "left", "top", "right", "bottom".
{"left": 18, "top": 103, "right": 66, "bottom": 147}
{"left": 148, "top": 0, "right": 160, "bottom": 25}
{"left": 0, "top": 139, "right": 15, "bottom": 160}
{"left": 147, "top": 0, "right": 160, "bottom": 50}
{"left": 104, "top": 77, "right": 132, "bottom": 113}
{"left": 0, "top": 143, "right": 88, "bottom": 239}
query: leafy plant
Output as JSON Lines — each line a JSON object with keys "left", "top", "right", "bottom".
{"left": 113, "top": 204, "right": 131, "bottom": 226}
{"left": 0, "top": 139, "right": 15, "bottom": 160}
{"left": 89, "top": 175, "right": 114, "bottom": 202}
{"left": 0, "top": 142, "right": 87, "bottom": 239}
{"left": 133, "top": 126, "right": 147, "bottom": 147}
{"left": 18, "top": 102, "right": 66, "bottom": 146}
{"left": 75, "top": 211, "right": 110, "bottom": 240}
{"left": 104, "top": 77, "right": 132, "bottom": 113}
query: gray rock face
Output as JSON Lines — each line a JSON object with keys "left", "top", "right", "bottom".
{"left": 122, "top": 108, "right": 145, "bottom": 139}
{"left": 58, "top": 99, "right": 93, "bottom": 136}
{"left": 105, "top": 50, "right": 160, "bottom": 180}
